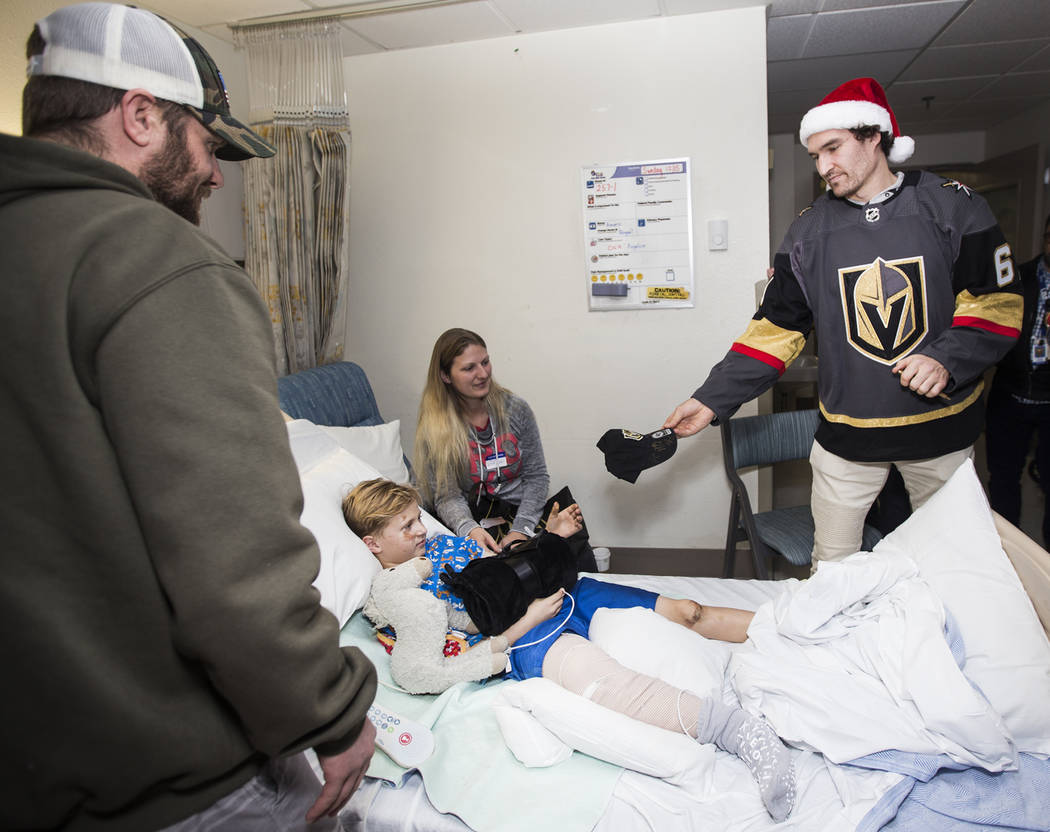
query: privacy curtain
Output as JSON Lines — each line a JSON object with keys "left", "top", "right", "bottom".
{"left": 233, "top": 18, "right": 351, "bottom": 376}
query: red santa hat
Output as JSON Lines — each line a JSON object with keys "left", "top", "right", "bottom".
{"left": 799, "top": 77, "right": 915, "bottom": 164}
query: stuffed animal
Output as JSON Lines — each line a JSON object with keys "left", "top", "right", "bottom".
{"left": 362, "top": 557, "right": 509, "bottom": 694}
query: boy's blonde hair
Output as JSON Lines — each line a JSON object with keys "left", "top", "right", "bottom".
{"left": 342, "top": 478, "right": 421, "bottom": 538}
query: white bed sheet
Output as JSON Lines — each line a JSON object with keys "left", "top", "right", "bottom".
{"left": 339, "top": 572, "right": 901, "bottom": 832}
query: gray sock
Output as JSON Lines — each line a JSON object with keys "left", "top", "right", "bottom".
{"left": 696, "top": 699, "right": 796, "bottom": 822}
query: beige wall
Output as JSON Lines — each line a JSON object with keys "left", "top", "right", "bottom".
{"left": 343, "top": 7, "right": 770, "bottom": 549}
{"left": 2, "top": 1, "right": 62, "bottom": 135}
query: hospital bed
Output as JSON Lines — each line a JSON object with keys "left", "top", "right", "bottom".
{"left": 278, "top": 361, "right": 1050, "bottom": 832}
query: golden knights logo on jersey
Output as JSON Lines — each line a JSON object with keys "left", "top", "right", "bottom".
{"left": 839, "top": 256, "right": 928, "bottom": 365}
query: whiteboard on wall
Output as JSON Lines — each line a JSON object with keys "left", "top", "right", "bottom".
{"left": 581, "top": 158, "right": 694, "bottom": 311}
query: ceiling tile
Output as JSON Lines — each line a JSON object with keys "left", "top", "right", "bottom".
{"left": 888, "top": 82, "right": 997, "bottom": 127}
{"left": 767, "top": 0, "right": 823, "bottom": 16}
{"left": 935, "top": 0, "right": 1050, "bottom": 46}
{"left": 766, "top": 15, "right": 815, "bottom": 61}
{"left": 820, "top": 0, "right": 954, "bottom": 9}
{"left": 198, "top": 22, "right": 238, "bottom": 43}
{"left": 345, "top": 2, "right": 514, "bottom": 49}
{"left": 767, "top": 49, "right": 917, "bottom": 91}
{"left": 890, "top": 99, "right": 966, "bottom": 124}
{"left": 899, "top": 41, "right": 1047, "bottom": 80}
{"left": 891, "top": 75, "right": 999, "bottom": 104}
{"left": 973, "top": 69, "right": 1050, "bottom": 99}
{"left": 337, "top": 21, "right": 384, "bottom": 55}
{"left": 802, "top": 2, "right": 964, "bottom": 58}
{"left": 305, "top": 0, "right": 443, "bottom": 6}
{"left": 1016, "top": 43, "right": 1050, "bottom": 72}
{"left": 493, "top": 0, "right": 659, "bottom": 32}
{"left": 144, "top": 0, "right": 315, "bottom": 28}
{"left": 660, "top": 0, "right": 763, "bottom": 13}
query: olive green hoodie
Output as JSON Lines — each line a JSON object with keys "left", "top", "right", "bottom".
{"left": 0, "top": 134, "right": 375, "bottom": 831}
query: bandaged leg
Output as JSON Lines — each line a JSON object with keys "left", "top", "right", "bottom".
{"left": 543, "top": 634, "right": 795, "bottom": 822}
{"left": 696, "top": 698, "right": 797, "bottom": 822}
{"left": 542, "top": 634, "right": 703, "bottom": 735}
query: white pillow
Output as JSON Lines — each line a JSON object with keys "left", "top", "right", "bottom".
{"left": 872, "top": 458, "right": 1050, "bottom": 753}
{"left": 589, "top": 607, "right": 731, "bottom": 698}
{"left": 286, "top": 420, "right": 448, "bottom": 625}
{"left": 298, "top": 457, "right": 379, "bottom": 627}
{"left": 319, "top": 421, "right": 410, "bottom": 484}
{"left": 287, "top": 418, "right": 342, "bottom": 473}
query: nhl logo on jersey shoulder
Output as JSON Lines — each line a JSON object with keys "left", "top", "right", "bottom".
{"left": 865, "top": 207, "right": 880, "bottom": 223}
{"left": 620, "top": 429, "right": 644, "bottom": 441}
{"left": 942, "top": 179, "right": 972, "bottom": 198}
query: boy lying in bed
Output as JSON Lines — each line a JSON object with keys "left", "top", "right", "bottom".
{"left": 343, "top": 478, "right": 797, "bottom": 822}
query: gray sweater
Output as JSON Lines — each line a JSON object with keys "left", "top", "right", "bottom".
{"left": 431, "top": 393, "right": 551, "bottom": 537}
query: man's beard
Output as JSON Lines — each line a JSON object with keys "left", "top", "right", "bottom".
{"left": 140, "top": 117, "right": 211, "bottom": 225}
{"left": 828, "top": 174, "right": 859, "bottom": 200}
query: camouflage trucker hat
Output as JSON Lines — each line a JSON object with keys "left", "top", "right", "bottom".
{"left": 27, "top": 2, "right": 275, "bottom": 161}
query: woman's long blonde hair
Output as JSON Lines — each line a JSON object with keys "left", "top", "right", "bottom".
{"left": 414, "top": 328, "right": 510, "bottom": 505}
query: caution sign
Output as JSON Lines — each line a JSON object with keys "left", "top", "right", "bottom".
{"left": 647, "top": 286, "right": 690, "bottom": 300}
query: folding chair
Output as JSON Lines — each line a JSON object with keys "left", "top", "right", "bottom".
{"left": 720, "top": 408, "right": 883, "bottom": 579}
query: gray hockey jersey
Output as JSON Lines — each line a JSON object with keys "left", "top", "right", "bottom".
{"left": 696, "top": 170, "right": 1022, "bottom": 462}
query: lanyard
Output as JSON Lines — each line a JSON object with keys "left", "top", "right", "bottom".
{"left": 470, "top": 410, "right": 504, "bottom": 498}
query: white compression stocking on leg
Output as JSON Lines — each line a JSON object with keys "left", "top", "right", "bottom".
{"left": 543, "top": 634, "right": 796, "bottom": 822}
{"left": 696, "top": 698, "right": 797, "bottom": 822}
{"left": 542, "top": 634, "right": 703, "bottom": 734}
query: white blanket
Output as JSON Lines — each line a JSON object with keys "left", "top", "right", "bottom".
{"left": 493, "top": 551, "right": 1018, "bottom": 832}
{"left": 730, "top": 551, "right": 1016, "bottom": 770}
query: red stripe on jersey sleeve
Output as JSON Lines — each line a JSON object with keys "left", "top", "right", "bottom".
{"left": 952, "top": 316, "right": 1021, "bottom": 338}
{"left": 730, "top": 342, "right": 786, "bottom": 374}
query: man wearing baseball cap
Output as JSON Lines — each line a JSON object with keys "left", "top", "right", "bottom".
{"left": 0, "top": 4, "right": 375, "bottom": 830}
{"left": 665, "top": 77, "right": 1023, "bottom": 569}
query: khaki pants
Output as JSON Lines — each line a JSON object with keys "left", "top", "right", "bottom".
{"left": 809, "top": 441, "right": 973, "bottom": 568}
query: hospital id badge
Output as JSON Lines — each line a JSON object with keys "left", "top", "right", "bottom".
{"left": 485, "top": 452, "right": 507, "bottom": 472}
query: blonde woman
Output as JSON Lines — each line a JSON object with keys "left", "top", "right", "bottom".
{"left": 415, "top": 328, "right": 595, "bottom": 569}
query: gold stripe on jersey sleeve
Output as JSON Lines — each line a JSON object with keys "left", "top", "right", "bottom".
{"left": 736, "top": 319, "right": 807, "bottom": 365}
{"left": 954, "top": 289, "right": 1022, "bottom": 331}
{"left": 819, "top": 380, "right": 984, "bottom": 428}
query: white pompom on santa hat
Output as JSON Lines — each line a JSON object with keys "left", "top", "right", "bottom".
{"left": 799, "top": 77, "right": 915, "bottom": 164}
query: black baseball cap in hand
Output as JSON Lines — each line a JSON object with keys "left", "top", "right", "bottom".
{"left": 596, "top": 428, "right": 678, "bottom": 483}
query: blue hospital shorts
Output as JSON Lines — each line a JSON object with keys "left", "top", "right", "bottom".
{"left": 506, "top": 577, "right": 658, "bottom": 681}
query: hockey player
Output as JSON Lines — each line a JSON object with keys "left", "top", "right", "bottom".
{"left": 665, "top": 77, "right": 1022, "bottom": 567}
